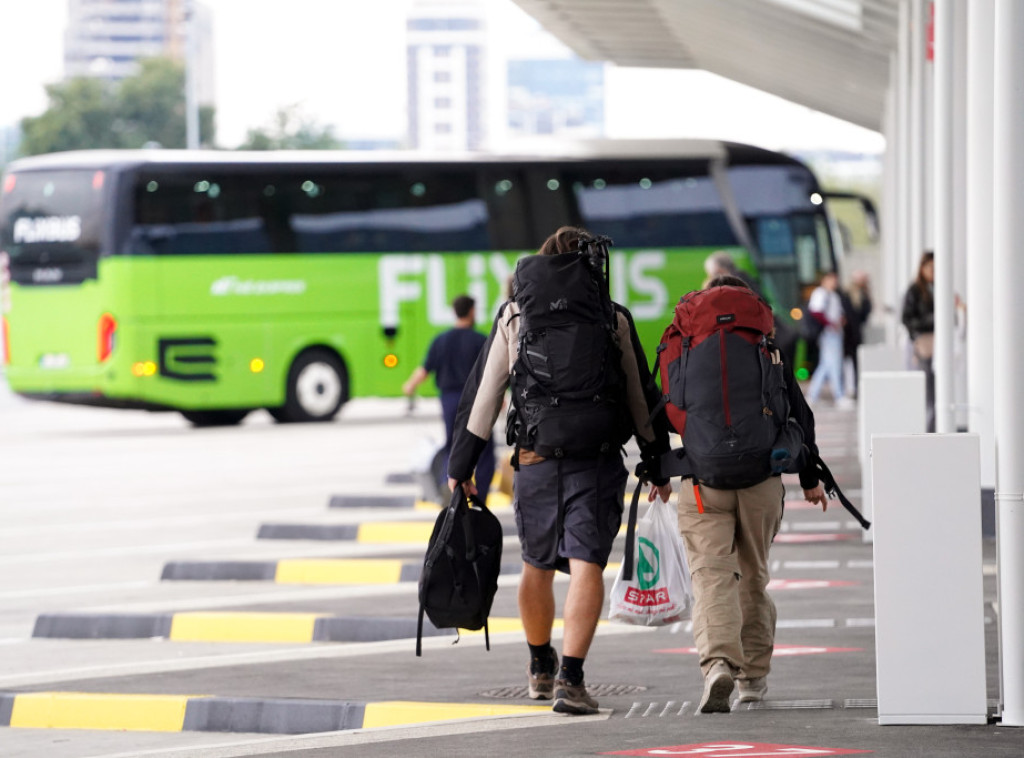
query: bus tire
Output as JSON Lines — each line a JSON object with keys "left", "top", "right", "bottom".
{"left": 181, "top": 409, "right": 250, "bottom": 427}
{"left": 271, "top": 348, "right": 348, "bottom": 423}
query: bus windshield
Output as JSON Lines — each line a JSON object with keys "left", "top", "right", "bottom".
{"left": 0, "top": 169, "right": 106, "bottom": 285}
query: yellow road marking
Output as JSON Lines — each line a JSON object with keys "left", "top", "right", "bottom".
{"left": 10, "top": 692, "right": 198, "bottom": 732}
{"left": 362, "top": 700, "right": 549, "bottom": 728}
{"left": 274, "top": 559, "right": 404, "bottom": 585}
{"left": 357, "top": 521, "right": 435, "bottom": 543}
{"left": 168, "top": 612, "right": 324, "bottom": 643}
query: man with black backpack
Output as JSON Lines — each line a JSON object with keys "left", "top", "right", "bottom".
{"left": 655, "top": 274, "right": 828, "bottom": 714}
{"left": 447, "top": 226, "right": 672, "bottom": 715}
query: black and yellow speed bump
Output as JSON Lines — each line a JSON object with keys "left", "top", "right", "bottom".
{"left": 160, "top": 558, "right": 522, "bottom": 584}
{"left": 31, "top": 614, "right": 590, "bottom": 644}
{"left": 0, "top": 692, "right": 549, "bottom": 733}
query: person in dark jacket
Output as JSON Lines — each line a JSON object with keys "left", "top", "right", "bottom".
{"left": 446, "top": 226, "right": 672, "bottom": 716}
{"left": 840, "top": 270, "right": 873, "bottom": 399}
{"left": 901, "top": 252, "right": 935, "bottom": 432}
{"left": 403, "top": 294, "right": 495, "bottom": 504}
{"left": 677, "top": 274, "right": 826, "bottom": 714}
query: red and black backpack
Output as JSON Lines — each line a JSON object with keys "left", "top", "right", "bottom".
{"left": 655, "top": 285, "right": 802, "bottom": 489}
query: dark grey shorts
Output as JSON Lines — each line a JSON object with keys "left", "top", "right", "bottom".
{"left": 512, "top": 455, "right": 628, "bottom": 572}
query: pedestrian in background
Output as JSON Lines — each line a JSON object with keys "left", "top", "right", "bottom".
{"left": 901, "top": 251, "right": 935, "bottom": 432}
{"left": 840, "top": 270, "right": 873, "bottom": 399}
{"left": 805, "top": 271, "right": 847, "bottom": 406}
{"left": 403, "top": 294, "right": 495, "bottom": 504}
{"left": 446, "top": 226, "right": 672, "bottom": 715}
{"left": 677, "top": 274, "right": 826, "bottom": 713}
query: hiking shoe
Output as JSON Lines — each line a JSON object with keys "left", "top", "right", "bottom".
{"left": 527, "top": 648, "right": 559, "bottom": 700}
{"left": 699, "top": 660, "right": 735, "bottom": 714}
{"left": 552, "top": 679, "right": 599, "bottom": 715}
{"left": 737, "top": 677, "right": 767, "bottom": 703}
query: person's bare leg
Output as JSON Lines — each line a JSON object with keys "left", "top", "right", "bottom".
{"left": 561, "top": 559, "right": 604, "bottom": 658}
{"left": 519, "top": 562, "right": 555, "bottom": 644}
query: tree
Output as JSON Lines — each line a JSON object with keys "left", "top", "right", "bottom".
{"left": 19, "top": 58, "right": 215, "bottom": 155}
{"left": 239, "top": 106, "right": 343, "bottom": 150}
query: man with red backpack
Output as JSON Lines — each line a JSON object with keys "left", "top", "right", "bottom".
{"left": 655, "top": 274, "right": 828, "bottom": 713}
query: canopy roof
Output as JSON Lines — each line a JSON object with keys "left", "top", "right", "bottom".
{"left": 510, "top": 0, "right": 899, "bottom": 131}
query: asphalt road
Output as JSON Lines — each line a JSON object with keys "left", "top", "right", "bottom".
{"left": 0, "top": 384, "right": 1017, "bottom": 758}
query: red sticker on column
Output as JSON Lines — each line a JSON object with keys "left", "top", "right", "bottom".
{"left": 604, "top": 742, "right": 873, "bottom": 756}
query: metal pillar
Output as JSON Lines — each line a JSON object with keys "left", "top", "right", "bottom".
{"left": 966, "top": 1, "right": 997, "bottom": 493}
{"left": 896, "top": 1, "right": 913, "bottom": 340}
{"left": 993, "top": 0, "right": 1024, "bottom": 728}
{"left": 932, "top": 0, "right": 955, "bottom": 433}
{"left": 908, "top": 0, "right": 926, "bottom": 289}
{"left": 185, "top": 0, "right": 200, "bottom": 150}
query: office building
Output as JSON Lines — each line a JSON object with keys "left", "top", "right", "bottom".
{"left": 406, "top": 0, "right": 487, "bottom": 151}
{"left": 507, "top": 58, "right": 604, "bottom": 138}
{"left": 63, "top": 0, "right": 214, "bottom": 104}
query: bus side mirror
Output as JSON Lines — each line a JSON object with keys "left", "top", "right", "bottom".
{"left": 822, "top": 191, "right": 880, "bottom": 245}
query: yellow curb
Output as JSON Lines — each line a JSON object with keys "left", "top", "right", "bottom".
{"left": 362, "top": 700, "right": 549, "bottom": 728}
{"left": 168, "top": 612, "right": 324, "bottom": 643}
{"left": 274, "top": 559, "right": 405, "bottom": 585}
{"left": 9, "top": 692, "right": 201, "bottom": 732}
{"left": 356, "top": 521, "right": 435, "bottom": 543}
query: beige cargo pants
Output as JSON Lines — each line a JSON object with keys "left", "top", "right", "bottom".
{"left": 677, "top": 476, "right": 784, "bottom": 680}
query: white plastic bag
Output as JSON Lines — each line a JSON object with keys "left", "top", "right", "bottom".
{"left": 609, "top": 498, "right": 693, "bottom": 626}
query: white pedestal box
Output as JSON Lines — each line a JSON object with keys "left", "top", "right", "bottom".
{"left": 872, "top": 433, "right": 987, "bottom": 725}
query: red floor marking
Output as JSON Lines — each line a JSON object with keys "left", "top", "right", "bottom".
{"left": 654, "top": 644, "right": 863, "bottom": 656}
{"left": 604, "top": 742, "right": 873, "bottom": 756}
{"left": 767, "top": 579, "right": 857, "bottom": 590}
{"left": 775, "top": 533, "right": 855, "bottom": 543}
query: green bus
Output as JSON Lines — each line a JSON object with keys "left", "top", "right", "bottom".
{"left": 0, "top": 141, "right": 841, "bottom": 425}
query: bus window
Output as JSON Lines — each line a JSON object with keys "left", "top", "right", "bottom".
{"left": 482, "top": 169, "right": 534, "bottom": 250}
{"left": 132, "top": 173, "right": 273, "bottom": 255}
{"left": 286, "top": 169, "right": 490, "bottom": 253}
{"left": 566, "top": 164, "right": 737, "bottom": 247}
{"left": 0, "top": 170, "right": 105, "bottom": 284}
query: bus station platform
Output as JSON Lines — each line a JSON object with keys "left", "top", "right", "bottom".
{"left": 0, "top": 399, "right": 1017, "bottom": 758}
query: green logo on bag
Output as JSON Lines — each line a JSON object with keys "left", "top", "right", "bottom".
{"left": 637, "top": 537, "right": 661, "bottom": 590}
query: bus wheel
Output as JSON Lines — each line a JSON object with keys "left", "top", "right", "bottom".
{"left": 181, "top": 409, "right": 250, "bottom": 427}
{"left": 272, "top": 349, "right": 347, "bottom": 423}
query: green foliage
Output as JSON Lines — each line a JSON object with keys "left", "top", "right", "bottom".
{"left": 19, "top": 58, "right": 215, "bottom": 155}
{"left": 239, "top": 106, "right": 343, "bottom": 151}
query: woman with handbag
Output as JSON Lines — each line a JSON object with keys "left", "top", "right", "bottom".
{"left": 902, "top": 251, "right": 935, "bottom": 432}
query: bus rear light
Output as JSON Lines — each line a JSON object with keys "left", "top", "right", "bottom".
{"left": 92, "top": 171, "right": 105, "bottom": 190}
{"left": 2, "top": 175, "right": 14, "bottom": 194}
{"left": 2, "top": 316, "right": 9, "bottom": 365}
{"left": 97, "top": 313, "right": 117, "bottom": 362}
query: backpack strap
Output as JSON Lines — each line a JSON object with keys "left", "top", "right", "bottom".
{"left": 811, "top": 452, "right": 872, "bottom": 530}
{"left": 622, "top": 476, "right": 644, "bottom": 582}
{"left": 416, "top": 605, "right": 425, "bottom": 657}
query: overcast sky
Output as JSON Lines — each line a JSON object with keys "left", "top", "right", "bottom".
{"left": 0, "top": 0, "right": 885, "bottom": 153}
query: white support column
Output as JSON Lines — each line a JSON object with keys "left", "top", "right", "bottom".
{"left": 932, "top": 0, "right": 956, "bottom": 433}
{"left": 952, "top": 0, "right": 969, "bottom": 432}
{"left": 908, "top": 0, "right": 927, "bottom": 288}
{"left": 993, "top": 0, "right": 1024, "bottom": 728}
{"left": 883, "top": 55, "right": 899, "bottom": 346}
{"left": 872, "top": 433, "right": 987, "bottom": 725}
{"left": 897, "top": 2, "right": 913, "bottom": 336}
{"left": 184, "top": 0, "right": 200, "bottom": 150}
{"left": 966, "top": 0, "right": 997, "bottom": 495}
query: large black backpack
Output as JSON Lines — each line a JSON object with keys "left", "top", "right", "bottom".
{"left": 416, "top": 487, "right": 503, "bottom": 656}
{"left": 507, "top": 237, "right": 632, "bottom": 459}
